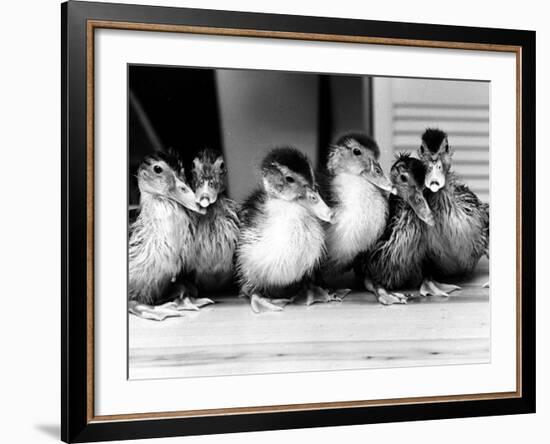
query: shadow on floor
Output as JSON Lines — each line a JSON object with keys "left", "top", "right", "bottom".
{"left": 34, "top": 424, "right": 59, "bottom": 440}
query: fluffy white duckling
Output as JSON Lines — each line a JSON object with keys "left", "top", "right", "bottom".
{"left": 313, "top": 133, "right": 394, "bottom": 303}
{"left": 236, "top": 147, "right": 333, "bottom": 313}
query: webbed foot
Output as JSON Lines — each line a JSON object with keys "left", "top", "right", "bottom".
{"left": 363, "top": 278, "right": 406, "bottom": 305}
{"left": 250, "top": 293, "right": 291, "bottom": 313}
{"left": 376, "top": 288, "right": 408, "bottom": 305}
{"left": 420, "top": 279, "right": 461, "bottom": 297}
{"left": 129, "top": 300, "right": 185, "bottom": 321}
{"left": 175, "top": 296, "right": 215, "bottom": 311}
{"left": 168, "top": 281, "right": 214, "bottom": 310}
{"left": 306, "top": 285, "right": 350, "bottom": 305}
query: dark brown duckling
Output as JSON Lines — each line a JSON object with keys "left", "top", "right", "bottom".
{"left": 128, "top": 152, "right": 206, "bottom": 321}
{"left": 189, "top": 148, "right": 240, "bottom": 293}
{"left": 418, "top": 128, "right": 489, "bottom": 296}
{"left": 235, "top": 147, "right": 333, "bottom": 313}
{"left": 357, "top": 153, "right": 434, "bottom": 304}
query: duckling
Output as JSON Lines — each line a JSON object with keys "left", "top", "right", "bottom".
{"left": 418, "top": 128, "right": 489, "bottom": 296}
{"left": 357, "top": 153, "right": 435, "bottom": 304}
{"left": 190, "top": 148, "right": 240, "bottom": 291}
{"left": 236, "top": 147, "right": 333, "bottom": 313}
{"left": 312, "top": 133, "right": 394, "bottom": 304}
{"left": 128, "top": 151, "right": 207, "bottom": 321}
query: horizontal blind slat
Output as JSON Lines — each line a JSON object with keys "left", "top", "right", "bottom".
{"left": 390, "top": 99, "right": 489, "bottom": 201}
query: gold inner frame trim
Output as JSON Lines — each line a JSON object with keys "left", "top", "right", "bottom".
{"left": 85, "top": 19, "right": 523, "bottom": 423}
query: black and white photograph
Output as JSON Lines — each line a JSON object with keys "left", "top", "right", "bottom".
{"left": 127, "top": 65, "right": 490, "bottom": 380}
{"left": 0, "top": 0, "right": 542, "bottom": 441}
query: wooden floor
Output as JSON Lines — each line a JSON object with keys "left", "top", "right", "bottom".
{"left": 129, "top": 259, "right": 489, "bottom": 380}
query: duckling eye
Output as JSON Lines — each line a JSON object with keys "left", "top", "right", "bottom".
{"left": 310, "top": 194, "right": 318, "bottom": 202}
{"left": 400, "top": 174, "right": 408, "bottom": 183}
{"left": 353, "top": 148, "right": 362, "bottom": 156}
{"left": 153, "top": 165, "right": 163, "bottom": 174}
{"left": 285, "top": 176, "right": 295, "bottom": 183}
{"left": 219, "top": 161, "right": 225, "bottom": 170}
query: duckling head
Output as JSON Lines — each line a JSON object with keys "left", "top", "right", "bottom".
{"left": 390, "top": 153, "right": 434, "bottom": 226}
{"left": 137, "top": 151, "right": 204, "bottom": 214}
{"left": 191, "top": 148, "right": 227, "bottom": 209}
{"left": 261, "top": 146, "right": 334, "bottom": 223}
{"left": 418, "top": 128, "right": 453, "bottom": 193}
{"left": 327, "top": 133, "right": 393, "bottom": 193}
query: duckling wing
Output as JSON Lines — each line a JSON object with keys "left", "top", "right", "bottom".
{"left": 238, "top": 188, "right": 267, "bottom": 228}
{"left": 315, "top": 169, "right": 338, "bottom": 208}
{"left": 376, "top": 195, "right": 405, "bottom": 243}
{"left": 480, "top": 201, "right": 490, "bottom": 257}
{"left": 362, "top": 203, "right": 426, "bottom": 291}
{"left": 216, "top": 196, "right": 241, "bottom": 243}
{"left": 428, "top": 180, "right": 489, "bottom": 274}
{"left": 454, "top": 182, "right": 483, "bottom": 206}
{"left": 355, "top": 196, "right": 404, "bottom": 278}
{"left": 454, "top": 183, "right": 489, "bottom": 246}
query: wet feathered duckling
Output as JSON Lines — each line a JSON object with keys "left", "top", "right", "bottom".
{"left": 312, "top": 133, "right": 394, "bottom": 304}
{"left": 128, "top": 152, "right": 207, "bottom": 321}
{"left": 236, "top": 147, "right": 333, "bottom": 313}
{"left": 418, "top": 128, "right": 489, "bottom": 295}
{"left": 190, "top": 148, "right": 240, "bottom": 291}
{"left": 358, "top": 153, "right": 434, "bottom": 304}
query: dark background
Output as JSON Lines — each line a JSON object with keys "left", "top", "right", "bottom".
{"left": 128, "top": 65, "right": 372, "bottom": 205}
{"left": 128, "top": 66, "right": 489, "bottom": 207}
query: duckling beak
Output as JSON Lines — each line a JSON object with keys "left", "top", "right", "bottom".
{"left": 421, "top": 211, "right": 435, "bottom": 227}
{"left": 409, "top": 194, "right": 435, "bottom": 226}
{"left": 427, "top": 180, "right": 443, "bottom": 193}
{"left": 424, "top": 163, "right": 446, "bottom": 193}
{"left": 306, "top": 191, "right": 334, "bottom": 223}
{"left": 170, "top": 178, "right": 206, "bottom": 214}
{"left": 360, "top": 170, "right": 394, "bottom": 193}
{"left": 195, "top": 183, "right": 218, "bottom": 209}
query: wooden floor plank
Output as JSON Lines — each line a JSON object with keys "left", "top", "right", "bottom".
{"left": 129, "top": 259, "right": 490, "bottom": 380}
{"left": 130, "top": 338, "right": 489, "bottom": 379}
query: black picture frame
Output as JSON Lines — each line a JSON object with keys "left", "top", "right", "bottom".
{"left": 61, "top": 1, "right": 536, "bottom": 442}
